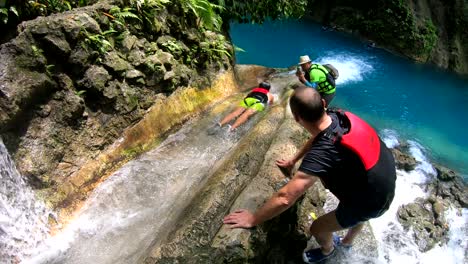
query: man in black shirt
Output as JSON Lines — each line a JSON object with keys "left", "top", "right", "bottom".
{"left": 223, "top": 85, "right": 396, "bottom": 263}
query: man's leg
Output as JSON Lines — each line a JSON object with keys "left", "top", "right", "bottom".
{"left": 309, "top": 210, "right": 345, "bottom": 254}
{"left": 220, "top": 107, "right": 245, "bottom": 126}
{"left": 230, "top": 108, "right": 257, "bottom": 130}
{"left": 341, "top": 222, "right": 364, "bottom": 246}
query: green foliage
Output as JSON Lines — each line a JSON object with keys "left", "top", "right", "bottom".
{"left": 180, "top": 0, "right": 224, "bottom": 31}
{"left": 108, "top": 6, "right": 141, "bottom": 27}
{"left": 81, "top": 29, "right": 113, "bottom": 55}
{"left": 189, "top": 32, "right": 231, "bottom": 66}
{"left": 420, "top": 19, "right": 437, "bottom": 56}
{"left": 31, "top": 45, "right": 44, "bottom": 57}
{"left": 45, "top": 64, "right": 55, "bottom": 76}
{"left": 0, "top": 0, "right": 89, "bottom": 25}
{"left": 161, "top": 39, "right": 183, "bottom": 54}
{"left": 213, "top": 0, "right": 308, "bottom": 24}
{"left": 0, "top": 6, "right": 18, "bottom": 24}
{"left": 121, "top": 145, "right": 143, "bottom": 159}
{"left": 74, "top": 90, "right": 87, "bottom": 97}
{"left": 117, "top": 0, "right": 169, "bottom": 32}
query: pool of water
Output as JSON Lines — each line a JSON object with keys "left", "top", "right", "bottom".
{"left": 230, "top": 19, "right": 468, "bottom": 178}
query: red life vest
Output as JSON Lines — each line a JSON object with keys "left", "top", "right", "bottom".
{"left": 251, "top": 88, "right": 269, "bottom": 94}
{"left": 333, "top": 110, "right": 381, "bottom": 171}
{"left": 246, "top": 87, "right": 269, "bottom": 104}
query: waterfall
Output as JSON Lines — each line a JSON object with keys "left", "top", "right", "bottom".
{"left": 0, "top": 138, "right": 52, "bottom": 263}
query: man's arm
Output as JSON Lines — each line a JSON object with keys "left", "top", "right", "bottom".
{"left": 297, "top": 69, "right": 318, "bottom": 88}
{"left": 223, "top": 171, "right": 319, "bottom": 228}
{"left": 275, "top": 135, "right": 315, "bottom": 171}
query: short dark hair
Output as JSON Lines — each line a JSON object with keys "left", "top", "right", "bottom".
{"left": 259, "top": 81, "right": 271, "bottom": 90}
{"left": 289, "top": 85, "right": 325, "bottom": 123}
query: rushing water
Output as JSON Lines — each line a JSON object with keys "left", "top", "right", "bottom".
{"left": 230, "top": 19, "right": 468, "bottom": 179}
{"left": 0, "top": 139, "right": 52, "bottom": 263}
{"left": 21, "top": 94, "right": 274, "bottom": 263}
{"left": 230, "top": 19, "right": 468, "bottom": 264}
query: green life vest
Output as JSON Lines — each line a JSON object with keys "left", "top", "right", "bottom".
{"left": 306, "top": 64, "right": 336, "bottom": 94}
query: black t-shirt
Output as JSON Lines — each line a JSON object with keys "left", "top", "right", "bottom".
{"left": 299, "top": 112, "right": 371, "bottom": 204}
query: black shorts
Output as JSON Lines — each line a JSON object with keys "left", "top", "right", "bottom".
{"left": 335, "top": 193, "right": 393, "bottom": 228}
{"left": 336, "top": 142, "right": 396, "bottom": 228}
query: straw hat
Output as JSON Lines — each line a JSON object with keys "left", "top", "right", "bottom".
{"left": 298, "top": 55, "right": 311, "bottom": 65}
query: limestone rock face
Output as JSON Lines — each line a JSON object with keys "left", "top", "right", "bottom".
{"left": 0, "top": 0, "right": 233, "bottom": 210}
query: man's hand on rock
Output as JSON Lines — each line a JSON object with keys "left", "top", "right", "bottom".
{"left": 223, "top": 209, "right": 255, "bottom": 229}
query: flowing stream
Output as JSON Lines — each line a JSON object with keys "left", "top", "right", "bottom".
{"left": 0, "top": 139, "right": 52, "bottom": 262}
{"left": 21, "top": 94, "right": 272, "bottom": 263}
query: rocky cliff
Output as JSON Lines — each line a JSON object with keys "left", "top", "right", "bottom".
{"left": 306, "top": 0, "right": 468, "bottom": 75}
{"left": 0, "top": 0, "right": 235, "bottom": 213}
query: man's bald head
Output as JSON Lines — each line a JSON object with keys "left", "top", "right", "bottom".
{"left": 289, "top": 85, "right": 325, "bottom": 123}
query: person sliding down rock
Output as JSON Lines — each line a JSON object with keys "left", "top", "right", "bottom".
{"left": 215, "top": 81, "right": 274, "bottom": 132}
{"left": 223, "top": 85, "right": 396, "bottom": 263}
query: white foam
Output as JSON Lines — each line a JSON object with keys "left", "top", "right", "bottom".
{"left": 0, "top": 139, "right": 52, "bottom": 263}
{"left": 408, "top": 140, "right": 437, "bottom": 180}
{"left": 316, "top": 53, "right": 374, "bottom": 85}
{"left": 381, "top": 129, "right": 400, "bottom": 148}
{"left": 370, "top": 140, "right": 467, "bottom": 264}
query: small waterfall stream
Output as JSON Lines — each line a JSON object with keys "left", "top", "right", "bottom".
{"left": 22, "top": 93, "right": 272, "bottom": 263}
{"left": 0, "top": 139, "right": 52, "bottom": 263}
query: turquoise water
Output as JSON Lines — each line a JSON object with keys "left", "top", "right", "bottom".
{"left": 230, "top": 19, "right": 468, "bottom": 179}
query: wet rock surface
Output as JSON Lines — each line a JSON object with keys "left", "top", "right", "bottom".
{"left": 0, "top": 0, "right": 232, "bottom": 210}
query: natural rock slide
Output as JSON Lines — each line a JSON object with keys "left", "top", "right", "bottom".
{"left": 143, "top": 69, "right": 381, "bottom": 264}
{"left": 25, "top": 65, "right": 464, "bottom": 264}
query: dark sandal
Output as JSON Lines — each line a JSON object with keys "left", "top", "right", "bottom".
{"left": 302, "top": 247, "right": 335, "bottom": 263}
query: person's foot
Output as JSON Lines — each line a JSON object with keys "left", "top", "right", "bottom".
{"left": 333, "top": 234, "right": 352, "bottom": 251}
{"left": 303, "top": 247, "right": 335, "bottom": 263}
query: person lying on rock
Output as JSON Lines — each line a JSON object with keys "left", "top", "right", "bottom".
{"left": 223, "top": 85, "right": 396, "bottom": 263}
{"left": 218, "top": 81, "right": 274, "bottom": 132}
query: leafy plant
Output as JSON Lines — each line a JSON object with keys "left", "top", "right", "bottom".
{"left": 114, "top": 0, "right": 169, "bottom": 33}
{"left": 194, "top": 33, "right": 231, "bottom": 65}
{"left": 81, "top": 29, "right": 113, "bottom": 55}
{"left": 421, "top": 19, "right": 437, "bottom": 55}
{"left": 45, "top": 64, "right": 55, "bottom": 76}
{"left": 74, "top": 90, "right": 87, "bottom": 97}
{"left": 161, "top": 40, "right": 183, "bottom": 54}
{"left": 108, "top": 6, "right": 141, "bottom": 27}
{"left": 211, "top": 0, "right": 308, "bottom": 24}
{"left": 31, "top": 45, "right": 44, "bottom": 57}
{"left": 180, "top": 0, "right": 224, "bottom": 31}
{"left": 0, "top": 0, "right": 89, "bottom": 25}
{"left": 0, "top": 6, "right": 18, "bottom": 24}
